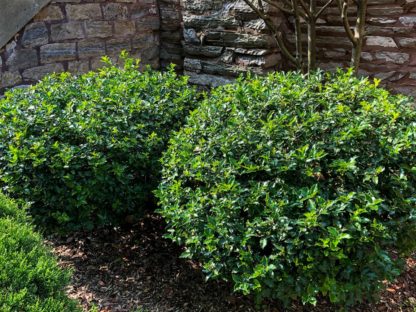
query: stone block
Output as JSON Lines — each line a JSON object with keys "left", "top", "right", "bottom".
{"left": 78, "top": 40, "right": 106, "bottom": 58}
{"left": 22, "top": 22, "right": 49, "bottom": 48}
{"left": 135, "top": 15, "right": 160, "bottom": 30}
{"left": 85, "top": 21, "right": 113, "bottom": 38}
{"left": 114, "top": 21, "right": 136, "bottom": 36}
{"left": 398, "top": 38, "right": 416, "bottom": 48}
{"left": 375, "top": 52, "right": 410, "bottom": 65}
{"left": 106, "top": 38, "right": 132, "bottom": 54}
{"left": 6, "top": 49, "right": 39, "bottom": 70}
{"left": 399, "top": 16, "right": 416, "bottom": 26}
{"left": 40, "top": 43, "right": 77, "bottom": 63}
{"left": 51, "top": 22, "right": 84, "bottom": 41}
{"left": 22, "top": 63, "right": 64, "bottom": 81}
{"left": 366, "top": 36, "right": 397, "bottom": 48}
{"left": 132, "top": 33, "right": 158, "bottom": 49}
{"left": 103, "top": 3, "right": 128, "bottom": 20}
{"left": 184, "top": 44, "right": 224, "bottom": 58}
{"left": 205, "top": 32, "right": 276, "bottom": 49}
{"left": 34, "top": 5, "right": 64, "bottom": 21}
{"left": 68, "top": 61, "right": 90, "bottom": 74}
{"left": 52, "top": 0, "right": 81, "bottom": 3}
{"left": 185, "top": 71, "right": 234, "bottom": 87}
{"left": 66, "top": 4, "right": 102, "bottom": 20}
{"left": 0, "top": 71, "right": 22, "bottom": 89}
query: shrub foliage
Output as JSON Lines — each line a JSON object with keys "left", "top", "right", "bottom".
{"left": 0, "top": 193, "right": 80, "bottom": 311}
{"left": 0, "top": 56, "right": 198, "bottom": 231}
{"left": 157, "top": 70, "right": 416, "bottom": 306}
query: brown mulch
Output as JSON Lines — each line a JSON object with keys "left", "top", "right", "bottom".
{"left": 46, "top": 215, "right": 416, "bottom": 312}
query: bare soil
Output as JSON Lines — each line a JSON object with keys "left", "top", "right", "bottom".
{"left": 47, "top": 215, "right": 416, "bottom": 312}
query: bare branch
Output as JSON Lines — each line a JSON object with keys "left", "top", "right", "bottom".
{"left": 340, "top": 0, "right": 356, "bottom": 45}
{"left": 299, "top": 0, "right": 312, "bottom": 19}
{"left": 262, "top": 0, "right": 295, "bottom": 15}
{"left": 316, "top": 0, "right": 335, "bottom": 20}
{"left": 243, "top": 0, "right": 299, "bottom": 66}
{"left": 291, "top": 0, "right": 304, "bottom": 71}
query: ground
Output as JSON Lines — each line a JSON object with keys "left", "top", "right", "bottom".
{"left": 47, "top": 215, "right": 416, "bottom": 312}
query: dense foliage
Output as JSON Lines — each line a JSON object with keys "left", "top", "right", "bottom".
{"left": 0, "top": 193, "right": 80, "bottom": 311}
{"left": 157, "top": 70, "right": 416, "bottom": 306}
{"left": 0, "top": 55, "right": 198, "bottom": 231}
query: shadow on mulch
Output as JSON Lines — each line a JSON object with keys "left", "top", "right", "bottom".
{"left": 47, "top": 215, "right": 416, "bottom": 312}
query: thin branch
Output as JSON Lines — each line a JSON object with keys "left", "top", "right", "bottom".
{"left": 243, "top": 0, "right": 298, "bottom": 66}
{"left": 291, "top": 0, "right": 304, "bottom": 71}
{"left": 340, "top": 0, "right": 356, "bottom": 45}
{"left": 299, "top": 0, "right": 312, "bottom": 19}
{"left": 316, "top": 0, "right": 335, "bottom": 20}
{"left": 262, "top": 0, "right": 294, "bottom": 15}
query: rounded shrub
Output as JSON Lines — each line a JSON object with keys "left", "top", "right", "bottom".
{"left": 157, "top": 70, "right": 416, "bottom": 306}
{"left": 0, "top": 193, "right": 80, "bottom": 312}
{"left": 0, "top": 55, "right": 198, "bottom": 231}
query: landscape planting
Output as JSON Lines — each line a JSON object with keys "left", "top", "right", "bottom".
{"left": 0, "top": 41, "right": 414, "bottom": 311}
{"left": 157, "top": 70, "right": 416, "bottom": 307}
{"left": 0, "top": 56, "right": 198, "bottom": 231}
{"left": 0, "top": 193, "right": 80, "bottom": 312}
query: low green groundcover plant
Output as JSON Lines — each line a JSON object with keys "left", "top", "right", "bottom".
{"left": 157, "top": 70, "right": 416, "bottom": 307}
{"left": 0, "top": 193, "right": 80, "bottom": 312}
{"left": 0, "top": 54, "right": 198, "bottom": 231}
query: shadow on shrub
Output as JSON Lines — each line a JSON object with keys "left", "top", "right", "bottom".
{"left": 0, "top": 193, "right": 80, "bottom": 311}
{"left": 157, "top": 70, "right": 416, "bottom": 307}
{"left": 0, "top": 54, "right": 199, "bottom": 232}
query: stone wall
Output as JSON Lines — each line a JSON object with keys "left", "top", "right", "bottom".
{"left": 159, "top": 0, "right": 183, "bottom": 69}
{"left": 181, "top": 0, "right": 416, "bottom": 96}
{"left": 1, "top": 0, "right": 416, "bottom": 96}
{"left": 182, "top": 0, "right": 283, "bottom": 87}
{"left": 314, "top": 0, "right": 416, "bottom": 96}
{"left": 0, "top": 0, "right": 160, "bottom": 92}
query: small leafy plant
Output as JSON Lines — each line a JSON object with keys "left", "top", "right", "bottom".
{"left": 0, "top": 54, "right": 198, "bottom": 231}
{"left": 157, "top": 70, "right": 416, "bottom": 307}
{"left": 0, "top": 193, "right": 80, "bottom": 311}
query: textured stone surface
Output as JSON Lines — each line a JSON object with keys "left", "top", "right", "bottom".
{"left": 85, "top": 21, "right": 113, "bottom": 38}
{"left": 0, "top": 71, "right": 22, "bottom": 88}
{"left": 78, "top": 40, "right": 106, "bottom": 58}
{"left": 66, "top": 4, "right": 102, "bottom": 20}
{"left": 0, "top": 0, "right": 161, "bottom": 93}
{"left": 34, "top": 5, "right": 64, "bottom": 21}
{"left": 0, "top": 0, "right": 51, "bottom": 48}
{"left": 1, "top": 0, "right": 416, "bottom": 96}
{"left": 22, "top": 63, "right": 64, "bottom": 81}
{"left": 21, "top": 22, "right": 49, "bottom": 48}
{"left": 51, "top": 22, "right": 84, "bottom": 41}
{"left": 40, "top": 43, "right": 77, "bottom": 63}
{"left": 6, "top": 48, "right": 38, "bottom": 70}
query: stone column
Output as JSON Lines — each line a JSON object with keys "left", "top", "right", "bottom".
{"left": 182, "top": 0, "right": 283, "bottom": 87}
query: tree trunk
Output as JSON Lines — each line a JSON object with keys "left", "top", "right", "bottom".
{"left": 308, "top": 0, "right": 317, "bottom": 72}
{"left": 292, "top": 0, "right": 304, "bottom": 72}
{"left": 351, "top": 0, "right": 367, "bottom": 72}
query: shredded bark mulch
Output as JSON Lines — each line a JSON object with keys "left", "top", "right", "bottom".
{"left": 46, "top": 215, "right": 416, "bottom": 312}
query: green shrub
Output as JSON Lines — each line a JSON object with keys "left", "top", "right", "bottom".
{"left": 0, "top": 193, "right": 80, "bottom": 312}
{"left": 157, "top": 70, "right": 416, "bottom": 307}
{"left": 0, "top": 55, "right": 198, "bottom": 231}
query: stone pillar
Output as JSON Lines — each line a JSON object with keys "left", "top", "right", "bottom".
{"left": 182, "top": 0, "right": 283, "bottom": 87}
{"left": 159, "top": 0, "right": 184, "bottom": 69}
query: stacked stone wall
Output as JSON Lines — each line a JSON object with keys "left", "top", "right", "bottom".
{"left": 1, "top": 0, "right": 416, "bottom": 96}
{"left": 0, "top": 0, "right": 160, "bottom": 92}
{"left": 313, "top": 0, "right": 416, "bottom": 96}
{"left": 159, "top": 0, "right": 183, "bottom": 69}
{"left": 182, "top": 0, "right": 416, "bottom": 96}
{"left": 182, "top": 0, "right": 283, "bottom": 87}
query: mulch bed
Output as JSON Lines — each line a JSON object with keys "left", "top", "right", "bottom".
{"left": 46, "top": 215, "right": 416, "bottom": 312}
